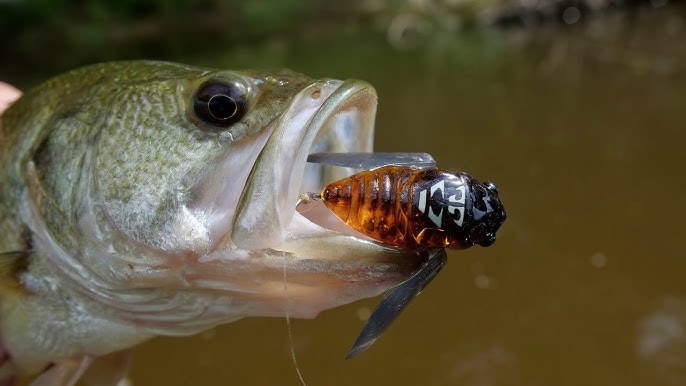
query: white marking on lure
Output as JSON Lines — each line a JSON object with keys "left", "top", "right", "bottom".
{"left": 418, "top": 190, "right": 427, "bottom": 213}
{"left": 448, "top": 185, "right": 467, "bottom": 226}
{"left": 427, "top": 180, "right": 445, "bottom": 228}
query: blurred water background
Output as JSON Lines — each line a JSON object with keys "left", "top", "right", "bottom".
{"left": 2, "top": 1, "right": 685, "bottom": 385}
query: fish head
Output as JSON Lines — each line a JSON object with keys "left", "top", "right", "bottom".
{"left": 28, "top": 61, "right": 423, "bottom": 332}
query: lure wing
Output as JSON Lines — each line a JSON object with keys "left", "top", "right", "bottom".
{"left": 346, "top": 248, "right": 448, "bottom": 359}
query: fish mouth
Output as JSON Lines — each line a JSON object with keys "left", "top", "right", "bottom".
{"left": 221, "top": 79, "right": 422, "bottom": 318}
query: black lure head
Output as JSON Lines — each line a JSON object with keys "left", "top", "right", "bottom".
{"left": 466, "top": 179, "right": 506, "bottom": 247}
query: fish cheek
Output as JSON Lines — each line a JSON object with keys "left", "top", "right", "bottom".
{"left": 94, "top": 111, "right": 219, "bottom": 249}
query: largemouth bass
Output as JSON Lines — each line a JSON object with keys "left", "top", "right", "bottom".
{"left": 0, "top": 61, "right": 424, "bottom": 384}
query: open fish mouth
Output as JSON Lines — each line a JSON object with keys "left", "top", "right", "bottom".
{"left": 231, "top": 78, "right": 378, "bottom": 246}
{"left": 214, "top": 79, "right": 423, "bottom": 318}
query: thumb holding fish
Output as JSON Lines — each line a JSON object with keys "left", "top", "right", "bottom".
{"left": 0, "top": 82, "right": 21, "bottom": 113}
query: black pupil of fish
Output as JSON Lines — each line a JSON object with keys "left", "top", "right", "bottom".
{"left": 208, "top": 95, "right": 237, "bottom": 120}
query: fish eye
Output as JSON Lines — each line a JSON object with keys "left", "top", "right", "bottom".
{"left": 193, "top": 80, "right": 247, "bottom": 127}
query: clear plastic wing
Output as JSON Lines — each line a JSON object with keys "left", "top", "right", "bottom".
{"left": 307, "top": 152, "right": 436, "bottom": 170}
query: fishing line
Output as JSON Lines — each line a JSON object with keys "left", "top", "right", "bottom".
{"left": 283, "top": 250, "right": 307, "bottom": 386}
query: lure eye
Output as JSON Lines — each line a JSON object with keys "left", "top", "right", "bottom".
{"left": 479, "top": 234, "right": 496, "bottom": 247}
{"left": 484, "top": 181, "right": 499, "bottom": 194}
{"left": 194, "top": 81, "right": 247, "bottom": 126}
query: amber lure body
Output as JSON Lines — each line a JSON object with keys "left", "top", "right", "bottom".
{"left": 321, "top": 166, "right": 506, "bottom": 249}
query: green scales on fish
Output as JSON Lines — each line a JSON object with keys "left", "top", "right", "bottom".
{"left": 0, "top": 61, "right": 505, "bottom": 385}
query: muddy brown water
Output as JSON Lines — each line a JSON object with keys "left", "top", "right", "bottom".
{"left": 6, "top": 5, "right": 686, "bottom": 386}
{"left": 130, "top": 14, "right": 685, "bottom": 386}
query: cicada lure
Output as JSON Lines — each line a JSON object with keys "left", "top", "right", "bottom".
{"left": 319, "top": 165, "right": 506, "bottom": 249}
{"left": 305, "top": 153, "right": 507, "bottom": 358}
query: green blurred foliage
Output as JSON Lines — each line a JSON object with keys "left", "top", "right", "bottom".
{"left": 0, "top": 0, "right": 323, "bottom": 84}
{"left": 0, "top": 0, "right": 679, "bottom": 86}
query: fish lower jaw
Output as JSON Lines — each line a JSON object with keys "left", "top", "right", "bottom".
{"left": 274, "top": 207, "right": 422, "bottom": 285}
{"left": 291, "top": 196, "right": 375, "bottom": 242}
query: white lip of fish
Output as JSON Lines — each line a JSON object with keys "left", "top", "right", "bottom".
{"left": 233, "top": 79, "right": 378, "bottom": 248}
